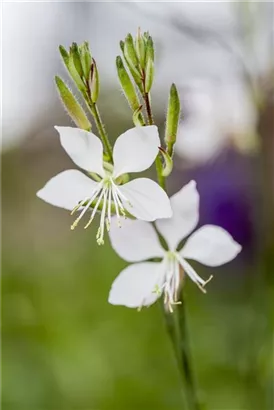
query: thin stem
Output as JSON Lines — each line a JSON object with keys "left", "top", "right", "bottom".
{"left": 90, "top": 102, "right": 113, "bottom": 163}
{"left": 144, "top": 92, "right": 154, "bottom": 125}
{"left": 176, "top": 296, "right": 201, "bottom": 410}
{"left": 141, "top": 78, "right": 165, "bottom": 189}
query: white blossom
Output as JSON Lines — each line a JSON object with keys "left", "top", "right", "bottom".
{"left": 108, "top": 181, "right": 242, "bottom": 311}
{"left": 37, "top": 126, "right": 172, "bottom": 245}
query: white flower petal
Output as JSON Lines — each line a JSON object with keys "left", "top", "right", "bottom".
{"left": 55, "top": 126, "right": 105, "bottom": 176}
{"left": 108, "top": 262, "right": 165, "bottom": 308}
{"left": 109, "top": 218, "right": 165, "bottom": 262}
{"left": 156, "top": 180, "right": 199, "bottom": 250}
{"left": 36, "top": 170, "right": 98, "bottom": 211}
{"left": 112, "top": 125, "right": 160, "bottom": 178}
{"left": 181, "top": 225, "right": 242, "bottom": 266}
{"left": 178, "top": 257, "right": 207, "bottom": 287}
{"left": 119, "top": 178, "right": 172, "bottom": 221}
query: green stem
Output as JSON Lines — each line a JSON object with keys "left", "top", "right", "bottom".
{"left": 176, "top": 297, "right": 201, "bottom": 410}
{"left": 144, "top": 92, "right": 154, "bottom": 125}
{"left": 141, "top": 87, "right": 165, "bottom": 190}
{"left": 90, "top": 102, "right": 113, "bottom": 163}
{"left": 141, "top": 70, "right": 200, "bottom": 409}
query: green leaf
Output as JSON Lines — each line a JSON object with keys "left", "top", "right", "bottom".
{"left": 159, "top": 147, "right": 173, "bottom": 177}
{"left": 132, "top": 105, "right": 145, "bottom": 127}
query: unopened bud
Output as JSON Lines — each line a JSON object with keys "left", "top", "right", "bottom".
{"left": 144, "top": 57, "right": 154, "bottom": 93}
{"left": 78, "top": 41, "right": 92, "bottom": 80}
{"left": 55, "top": 76, "right": 91, "bottom": 131}
{"left": 135, "top": 27, "right": 146, "bottom": 69}
{"left": 165, "top": 83, "right": 180, "bottom": 157}
{"left": 116, "top": 56, "right": 144, "bottom": 120}
{"left": 124, "top": 33, "right": 141, "bottom": 78}
{"left": 146, "top": 36, "right": 154, "bottom": 63}
{"left": 88, "top": 58, "right": 100, "bottom": 103}
{"left": 70, "top": 42, "right": 84, "bottom": 79}
{"left": 59, "top": 45, "right": 86, "bottom": 95}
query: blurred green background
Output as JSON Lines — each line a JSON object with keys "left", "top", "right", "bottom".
{"left": 2, "top": 2, "right": 274, "bottom": 409}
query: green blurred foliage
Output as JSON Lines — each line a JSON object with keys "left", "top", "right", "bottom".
{"left": 2, "top": 143, "right": 273, "bottom": 410}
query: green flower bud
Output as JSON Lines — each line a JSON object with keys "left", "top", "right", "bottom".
{"left": 55, "top": 76, "right": 91, "bottom": 131}
{"left": 70, "top": 42, "right": 84, "bottom": 79}
{"left": 78, "top": 41, "right": 92, "bottom": 80}
{"left": 88, "top": 58, "right": 100, "bottom": 103}
{"left": 124, "top": 33, "right": 141, "bottom": 78}
{"left": 116, "top": 56, "right": 143, "bottom": 114}
{"left": 135, "top": 27, "right": 146, "bottom": 69}
{"left": 144, "top": 57, "right": 154, "bottom": 93}
{"left": 159, "top": 147, "right": 173, "bottom": 177}
{"left": 165, "top": 83, "right": 180, "bottom": 157}
{"left": 120, "top": 40, "right": 125, "bottom": 53}
{"left": 59, "top": 45, "right": 86, "bottom": 95}
{"left": 146, "top": 36, "right": 154, "bottom": 63}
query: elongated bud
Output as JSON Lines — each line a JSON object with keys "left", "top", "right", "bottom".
{"left": 120, "top": 41, "right": 125, "bottom": 53}
{"left": 159, "top": 147, "right": 173, "bottom": 177}
{"left": 146, "top": 36, "right": 154, "bottom": 63}
{"left": 79, "top": 41, "right": 92, "bottom": 80}
{"left": 116, "top": 56, "right": 142, "bottom": 112}
{"left": 145, "top": 57, "right": 154, "bottom": 93}
{"left": 89, "top": 58, "right": 100, "bottom": 103}
{"left": 135, "top": 27, "right": 146, "bottom": 69}
{"left": 70, "top": 42, "right": 84, "bottom": 78}
{"left": 124, "top": 34, "right": 141, "bottom": 78}
{"left": 165, "top": 83, "right": 180, "bottom": 156}
{"left": 55, "top": 76, "right": 91, "bottom": 131}
{"left": 133, "top": 106, "right": 145, "bottom": 127}
{"left": 59, "top": 45, "right": 86, "bottom": 94}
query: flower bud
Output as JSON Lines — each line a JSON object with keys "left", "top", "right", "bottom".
{"left": 145, "top": 36, "right": 154, "bottom": 63}
{"left": 144, "top": 57, "right": 154, "bottom": 93}
{"left": 78, "top": 41, "right": 92, "bottom": 80}
{"left": 124, "top": 34, "right": 141, "bottom": 78}
{"left": 165, "top": 83, "right": 180, "bottom": 157}
{"left": 88, "top": 58, "right": 100, "bottom": 103}
{"left": 135, "top": 27, "right": 146, "bottom": 69}
{"left": 55, "top": 76, "right": 91, "bottom": 131}
{"left": 116, "top": 56, "right": 143, "bottom": 118}
{"left": 59, "top": 45, "right": 86, "bottom": 95}
{"left": 70, "top": 42, "right": 84, "bottom": 79}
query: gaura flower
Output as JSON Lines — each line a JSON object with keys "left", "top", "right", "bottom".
{"left": 108, "top": 181, "right": 242, "bottom": 311}
{"left": 37, "top": 126, "right": 172, "bottom": 245}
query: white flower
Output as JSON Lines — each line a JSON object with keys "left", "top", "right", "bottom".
{"left": 108, "top": 181, "right": 242, "bottom": 311}
{"left": 36, "top": 126, "right": 172, "bottom": 245}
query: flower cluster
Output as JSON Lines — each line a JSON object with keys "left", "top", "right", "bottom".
{"left": 37, "top": 32, "right": 242, "bottom": 312}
